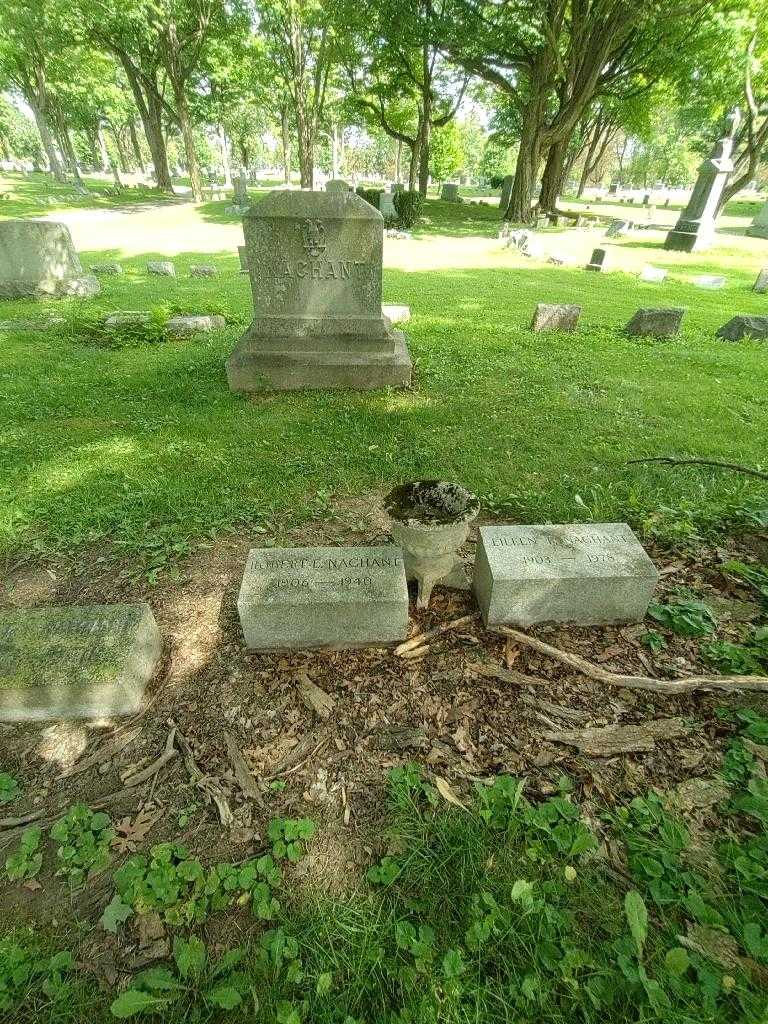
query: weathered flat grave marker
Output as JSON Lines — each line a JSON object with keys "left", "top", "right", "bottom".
{"left": 693, "top": 275, "right": 725, "bottom": 289}
{"left": 530, "top": 303, "right": 581, "bottom": 332}
{"left": 640, "top": 265, "right": 667, "bottom": 283}
{"left": 146, "top": 260, "right": 175, "bottom": 277}
{"left": 717, "top": 315, "right": 768, "bottom": 342}
{"left": 625, "top": 307, "right": 685, "bottom": 339}
{"left": 0, "top": 604, "right": 161, "bottom": 721}
{"left": 473, "top": 524, "right": 658, "bottom": 627}
{"left": 237, "top": 546, "right": 409, "bottom": 649}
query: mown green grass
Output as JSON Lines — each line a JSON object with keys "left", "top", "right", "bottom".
{"left": 0, "top": 191, "right": 767, "bottom": 564}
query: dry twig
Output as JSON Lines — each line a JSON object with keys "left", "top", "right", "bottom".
{"left": 627, "top": 456, "right": 768, "bottom": 481}
{"left": 173, "top": 724, "right": 234, "bottom": 827}
{"left": 395, "top": 613, "right": 478, "bottom": 656}
{"left": 225, "top": 731, "right": 265, "bottom": 807}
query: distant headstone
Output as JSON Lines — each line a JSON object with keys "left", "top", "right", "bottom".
{"left": 665, "top": 108, "right": 740, "bottom": 251}
{"left": 625, "top": 307, "right": 685, "bottom": 338}
{"left": 0, "top": 220, "right": 100, "bottom": 299}
{"left": 746, "top": 201, "right": 768, "bottom": 240}
{"left": 0, "top": 316, "right": 65, "bottom": 333}
{"left": 693, "top": 275, "right": 726, "bottom": 289}
{"left": 233, "top": 171, "right": 248, "bottom": 206}
{"left": 166, "top": 314, "right": 226, "bottom": 337}
{"left": 91, "top": 262, "right": 122, "bottom": 276}
{"left": 378, "top": 192, "right": 397, "bottom": 219}
{"left": 639, "top": 265, "right": 667, "bottom": 283}
{"left": 585, "top": 247, "right": 608, "bottom": 272}
{"left": 237, "top": 546, "right": 409, "bottom": 649}
{"left": 0, "top": 603, "right": 161, "bottom": 721}
{"left": 189, "top": 264, "right": 217, "bottom": 277}
{"left": 754, "top": 267, "right": 768, "bottom": 294}
{"left": 643, "top": 193, "right": 651, "bottom": 206}
{"left": 383, "top": 304, "right": 411, "bottom": 323}
{"left": 146, "top": 260, "right": 175, "bottom": 277}
{"left": 440, "top": 182, "right": 460, "bottom": 202}
{"left": 472, "top": 524, "right": 658, "bottom": 627}
{"left": 326, "top": 179, "right": 351, "bottom": 193}
{"left": 716, "top": 315, "right": 768, "bottom": 342}
{"left": 238, "top": 245, "right": 249, "bottom": 274}
{"left": 605, "top": 219, "right": 631, "bottom": 238}
{"left": 608, "top": 181, "right": 619, "bottom": 196}
{"left": 530, "top": 303, "right": 581, "bottom": 332}
{"left": 226, "top": 191, "right": 412, "bottom": 391}
{"left": 499, "top": 175, "right": 514, "bottom": 213}
{"left": 389, "top": 183, "right": 404, "bottom": 194}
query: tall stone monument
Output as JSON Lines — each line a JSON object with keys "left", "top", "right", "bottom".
{"left": 664, "top": 109, "right": 740, "bottom": 252}
{"left": 0, "top": 220, "right": 100, "bottom": 299}
{"left": 226, "top": 191, "right": 412, "bottom": 391}
{"left": 746, "top": 201, "right": 768, "bottom": 240}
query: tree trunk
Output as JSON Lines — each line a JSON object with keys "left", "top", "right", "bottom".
{"left": 280, "top": 105, "right": 292, "bottom": 183}
{"left": 417, "top": 72, "right": 431, "bottom": 195}
{"left": 331, "top": 123, "right": 339, "bottom": 177}
{"left": 96, "top": 124, "right": 110, "bottom": 172}
{"left": 218, "top": 125, "right": 232, "bottom": 186}
{"left": 395, "top": 139, "right": 401, "bottom": 183}
{"left": 505, "top": 88, "right": 547, "bottom": 222}
{"left": 119, "top": 57, "right": 174, "bottom": 192}
{"left": 408, "top": 134, "right": 420, "bottom": 191}
{"left": 27, "top": 94, "right": 65, "bottom": 182}
{"left": 295, "top": 100, "right": 314, "bottom": 188}
{"left": 129, "top": 121, "right": 144, "bottom": 169}
{"left": 169, "top": 73, "right": 203, "bottom": 201}
{"left": 113, "top": 128, "right": 131, "bottom": 173}
{"left": 539, "top": 137, "right": 568, "bottom": 212}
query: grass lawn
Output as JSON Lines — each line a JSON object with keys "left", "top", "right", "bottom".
{"left": 1, "top": 182, "right": 767, "bottom": 567}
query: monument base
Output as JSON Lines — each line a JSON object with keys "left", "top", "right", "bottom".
{"left": 226, "top": 328, "right": 412, "bottom": 391}
{"left": 664, "top": 224, "right": 716, "bottom": 252}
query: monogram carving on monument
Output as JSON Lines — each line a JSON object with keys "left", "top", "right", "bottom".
{"left": 302, "top": 219, "right": 327, "bottom": 258}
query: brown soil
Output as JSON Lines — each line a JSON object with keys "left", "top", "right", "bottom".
{"left": 1, "top": 506, "right": 767, "bottom": 946}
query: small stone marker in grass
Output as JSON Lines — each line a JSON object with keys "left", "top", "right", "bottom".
{"left": 91, "top": 262, "right": 122, "bottom": 275}
{"left": 639, "top": 265, "right": 667, "bottom": 283}
{"left": 189, "top": 265, "right": 217, "bottom": 277}
{"left": 146, "top": 260, "right": 175, "bottom": 277}
{"left": 105, "top": 311, "right": 151, "bottom": 327}
{"left": 472, "top": 523, "right": 658, "bottom": 627}
{"left": 625, "top": 307, "right": 685, "bottom": 339}
{"left": 716, "top": 315, "right": 768, "bottom": 342}
{"left": 0, "top": 316, "right": 65, "bottom": 332}
{"left": 0, "top": 603, "right": 161, "bottom": 721}
{"left": 753, "top": 268, "right": 768, "bottom": 294}
{"left": 585, "top": 247, "right": 608, "bottom": 272}
{"left": 166, "top": 314, "right": 226, "bottom": 336}
{"left": 605, "top": 219, "right": 631, "bottom": 238}
{"left": 237, "top": 546, "right": 409, "bottom": 650}
{"left": 746, "top": 201, "right": 768, "bottom": 239}
{"left": 693, "top": 275, "right": 725, "bottom": 289}
{"left": 440, "top": 182, "right": 460, "bottom": 202}
{"left": 383, "top": 304, "right": 411, "bottom": 322}
{"left": 530, "top": 303, "right": 581, "bottom": 332}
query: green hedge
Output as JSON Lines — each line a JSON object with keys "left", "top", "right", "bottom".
{"left": 393, "top": 189, "right": 423, "bottom": 229}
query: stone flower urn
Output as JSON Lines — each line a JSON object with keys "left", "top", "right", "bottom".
{"left": 384, "top": 481, "right": 480, "bottom": 609}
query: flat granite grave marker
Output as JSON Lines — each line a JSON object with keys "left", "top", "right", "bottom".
{"left": 625, "top": 307, "right": 685, "bottom": 338}
{"left": 0, "top": 603, "right": 161, "bottom": 721}
{"left": 640, "top": 265, "right": 667, "bottom": 283}
{"left": 694, "top": 275, "right": 726, "bottom": 289}
{"left": 530, "top": 303, "right": 581, "bottom": 332}
{"left": 146, "top": 260, "right": 175, "bottom": 277}
{"left": 237, "top": 546, "right": 409, "bottom": 650}
{"left": 716, "top": 315, "right": 768, "bottom": 342}
{"left": 472, "top": 523, "right": 658, "bottom": 627}
{"left": 226, "top": 191, "right": 412, "bottom": 391}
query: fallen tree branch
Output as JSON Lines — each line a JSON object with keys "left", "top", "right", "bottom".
{"left": 0, "top": 809, "right": 44, "bottom": 832}
{"left": 395, "top": 613, "right": 478, "bottom": 657}
{"left": 543, "top": 718, "right": 687, "bottom": 755}
{"left": 225, "top": 731, "right": 265, "bottom": 807}
{"left": 121, "top": 728, "right": 177, "bottom": 789}
{"left": 626, "top": 457, "right": 768, "bottom": 482}
{"left": 497, "top": 627, "right": 768, "bottom": 695}
{"left": 173, "top": 723, "right": 234, "bottom": 827}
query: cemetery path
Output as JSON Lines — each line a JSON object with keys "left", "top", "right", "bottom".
{"left": 40, "top": 199, "right": 243, "bottom": 257}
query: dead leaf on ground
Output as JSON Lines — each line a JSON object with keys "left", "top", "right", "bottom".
{"left": 112, "top": 807, "right": 161, "bottom": 853}
{"left": 433, "top": 775, "right": 470, "bottom": 812}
